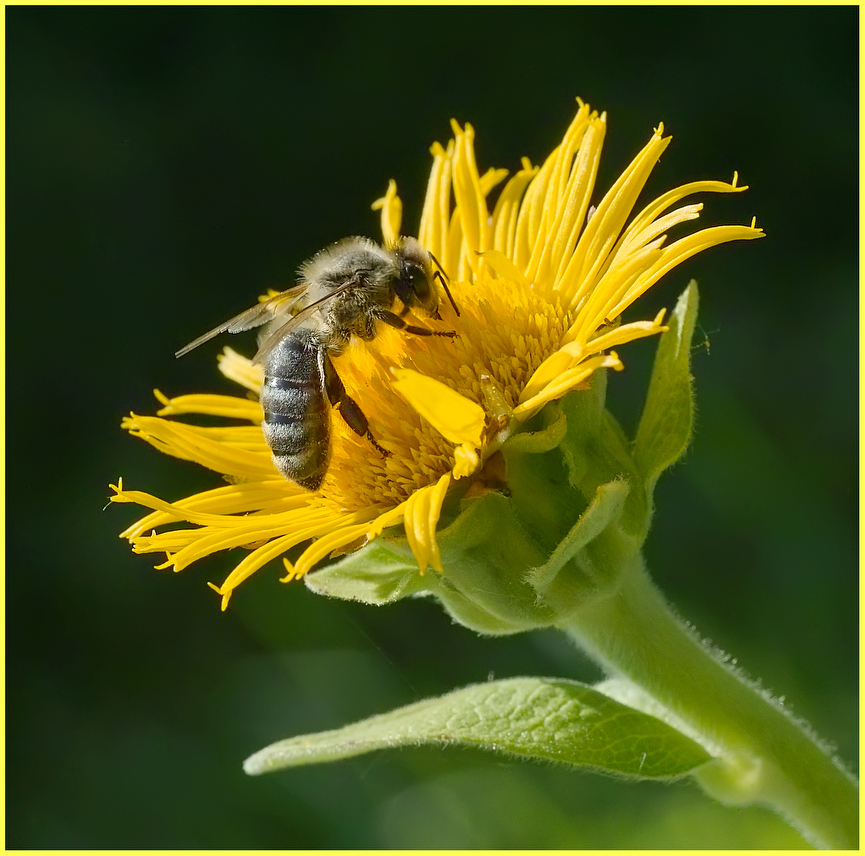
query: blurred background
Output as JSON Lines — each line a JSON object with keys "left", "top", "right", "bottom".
{"left": 7, "top": 6, "right": 857, "bottom": 848}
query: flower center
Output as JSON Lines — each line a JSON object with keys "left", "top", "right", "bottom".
{"left": 318, "top": 274, "right": 569, "bottom": 512}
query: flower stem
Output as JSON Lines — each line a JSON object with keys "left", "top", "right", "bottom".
{"left": 561, "top": 557, "right": 858, "bottom": 849}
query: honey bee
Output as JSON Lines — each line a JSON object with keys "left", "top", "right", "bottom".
{"left": 176, "top": 236, "right": 459, "bottom": 490}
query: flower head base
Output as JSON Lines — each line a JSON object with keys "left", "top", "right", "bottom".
{"left": 112, "top": 99, "right": 763, "bottom": 611}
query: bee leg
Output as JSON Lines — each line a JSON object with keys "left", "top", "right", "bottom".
{"left": 375, "top": 309, "right": 456, "bottom": 339}
{"left": 321, "top": 351, "right": 389, "bottom": 457}
{"left": 431, "top": 264, "right": 460, "bottom": 317}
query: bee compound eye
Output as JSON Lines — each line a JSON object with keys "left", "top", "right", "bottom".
{"left": 411, "top": 268, "right": 432, "bottom": 301}
{"left": 394, "top": 266, "right": 430, "bottom": 309}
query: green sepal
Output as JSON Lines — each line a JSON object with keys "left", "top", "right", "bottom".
{"left": 500, "top": 401, "right": 590, "bottom": 555}
{"left": 301, "top": 540, "right": 427, "bottom": 604}
{"left": 243, "top": 676, "right": 712, "bottom": 780}
{"left": 634, "top": 281, "right": 699, "bottom": 497}
{"left": 307, "top": 491, "right": 556, "bottom": 634}
{"left": 525, "top": 479, "right": 630, "bottom": 601}
{"left": 429, "top": 491, "right": 556, "bottom": 632}
{"left": 555, "top": 374, "right": 650, "bottom": 543}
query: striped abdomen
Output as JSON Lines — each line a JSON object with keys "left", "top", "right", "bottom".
{"left": 260, "top": 329, "right": 330, "bottom": 491}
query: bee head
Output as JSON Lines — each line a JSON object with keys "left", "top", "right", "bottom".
{"left": 392, "top": 237, "right": 440, "bottom": 317}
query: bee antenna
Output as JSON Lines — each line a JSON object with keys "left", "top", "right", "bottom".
{"left": 429, "top": 251, "right": 460, "bottom": 317}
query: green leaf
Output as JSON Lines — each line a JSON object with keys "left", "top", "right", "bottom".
{"left": 244, "top": 676, "right": 711, "bottom": 780}
{"left": 633, "top": 281, "right": 699, "bottom": 494}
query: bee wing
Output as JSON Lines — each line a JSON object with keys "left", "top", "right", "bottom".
{"left": 251, "top": 278, "right": 362, "bottom": 364}
{"left": 175, "top": 284, "right": 307, "bottom": 358}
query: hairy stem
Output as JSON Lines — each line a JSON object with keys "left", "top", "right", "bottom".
{"left": 561, "top": 557, "right": 858, "bottom": 849}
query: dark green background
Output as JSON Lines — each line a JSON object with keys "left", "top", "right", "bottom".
{"left": 7, "top": 6, "right": 857, "bottom": 848}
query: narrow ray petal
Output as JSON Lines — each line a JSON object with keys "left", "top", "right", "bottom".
{"left": 404, "top": 473, "right": 451, "bottom": 574}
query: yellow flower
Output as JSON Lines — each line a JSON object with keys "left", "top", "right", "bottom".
{"left": 111, "top": 99, "right": 763, "bottom": 609}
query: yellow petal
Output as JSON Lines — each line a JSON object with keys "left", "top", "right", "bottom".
{"left": 559, "top": 125, "right": 670, "bottom": 309}
{"left": 121, "top": 415, "right": 275, "bottom": 478}
{"left": 418, "top": 140, "right": 454, "bottom": 267}
{"left": 479, "top": 166, "right": 509, "bottom": 196}
{"left": 115, "top": 479, "right": 306, "bottom": 540}
{"left": 404, "top": 473, "right": 451, "bottom": 574}
{"left": 451, "top": 121, "right": 488, "bottom": 273}
{"left": 453, "top": 443, "right": 480, "bottom": 479}
{"left": 607, "top": 223, "right": 765, "bottom": 320}
{"left": 364, "top": 500, "right": 408, "bottom": 539}
{"left": 286, "top": 514, "right": 379, "bottom": 581}
{"left": 218, "top": 347, "right": 263, "bottom": 393}
{"left": 564, "top": 242, "right": 665, "bottom": 345}
{"left": 490, "top": 161, "right": 538, "bottom": 261}
{"left": 586, "top": 309, "right": 668, "bottom": 353}
{"left": 208, "top": 532, "right": 302, "bottom": 611}
{"left": 154, "top": 389, "right": 262, "bottom": 423}
{"left": 391, "top": 368, "right": 485, "bottom": 447}
{"left": 514, "top": 353, "right": 624, "bottom": 420}
{"left": 477, "top": 249, "right": 530, "bottom": 290}
{"left": 372, "top": 179, "right": 402, "bottom": 246}
{"left": 520, "top": 341, "right": 585, "bottom": 403}
{"left": 618, "top": 176, "right": 747, "bottom": 254}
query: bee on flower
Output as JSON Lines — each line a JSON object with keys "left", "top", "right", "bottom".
{"left": 174, "top": 235, "right": 461, "bottom": 490}
{"left": 112, "top": 99, "right": 763, "bottom": 610}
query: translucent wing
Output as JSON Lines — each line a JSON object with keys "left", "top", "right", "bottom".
{"left": 175, "top": 284, "right": 307, "bottom": 358}
{"left": 251, "top": 278, "right": 361, "bottom": 364}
